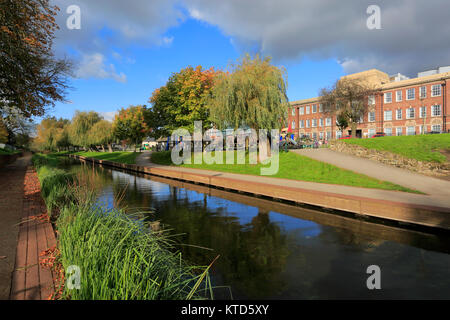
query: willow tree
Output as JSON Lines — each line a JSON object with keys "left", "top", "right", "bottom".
{"left": 319, "top": 78, "right": 376, "bottom": 139}
{"left": 209, "top": 54, "right": 288, "bottom": 131}
{"left": 69, "top": 111, "right": 102, "bottom": 150}
{"left": 88, "top": 120, "right": 115, "bottom": 152}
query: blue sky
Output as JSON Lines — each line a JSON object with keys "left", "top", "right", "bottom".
{"left": 47, "top": 0, "right": 450, "bottom": 122}
{"left": 52, "top": 18, "right": 344, "bottom": 121}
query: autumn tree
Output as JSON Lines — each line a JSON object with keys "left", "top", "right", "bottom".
{"left": 88, "top": 120, "right": 115, "bottom": 152}
{"left": 209, "top": 54, "right": 288, "bottom": 131}
{"left": 35, "top": 117, "right": 69, "bottom": 151}
{"left": 319, "top": 78, "right": 376, "bottom": 139}
{"left": 148, "top": 66, "right": 219, "bottom": 135}
{"left": 0, "top": 0, "right": 72, "bottom": 118}
{"left": 0, "top": 118, "right": 8, "bottom": 144}
{"left": 68, "top": 111, "right": 102, "bottom": 150}
{"left": 113, "top": 105, "right": 148, "bottom": 152}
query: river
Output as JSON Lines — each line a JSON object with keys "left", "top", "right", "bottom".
{"left": 65, "top": 159, "right": 450, "bottom": 299}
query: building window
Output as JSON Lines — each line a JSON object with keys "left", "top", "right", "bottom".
{"left": 384, "top": 110, "right": 393, "bottom": 121}
{"left": 312, "top": 132, "right": 317, "bottom": 140}
{"left": 406, "top": 108, "right": 415, "bottom": 119}
{"left": 292, "top": 108, "right": 296, "bottom": 116}
{"left": 368, "top": 128, "right": 375, "bottom": 137}
{"left": 319, "top": 118, "right": 324, "bottom": 127}
{"left": 384, "top": 127, "right": 392, "bottom": 136}
{"left": 407, "top": 126, "right": 415, "bottom": 136}
{"left": 300, "top": 120, "right": 304, "bottom": 128}
{"left": 384, "top": 92, "right": 392, "bottom": 103}
{"left": 420, "top": 86, "right": 426, "bottom": 98}
{"left": 396, "top": 127, "right": 402, "bottom": 136}
{"left": 407, "top": 88, "right": 415, "bottom": 100}
{"left": 326, "top": 131, "right": 332, "bottom": 140}
{"left": 396, "top": 90, "right": 402, "bottom": 102}
{"left": 306, "top": 106, "right": 310, "bottom": 114}
{"left": 432, "top": 105, "right": 442, "bottom": 116}
{"left": 319, "top": 104, "right": 323, "bottom": 112}
{"left": 312, "top": 119, "right": 317, "bottom": 127}
{"left": 299, "top": 107, "right": 304, "bottom": 115}
{"left": 396, "top": 109, "right": 402, "bottom": 120}
{"left": 306, "top": 120, "right": 310, "bottom": 128}
{"left": 368, "top": 95, "right": 375, "bottom": 105}
{"left": 325, "top": 117, "right": 332, "bottom": 126}
{"left": 431, "top": 124, "right": 441, "bottom": 133}
{"left": 336, "top": 131, "right": 342, "bottom": 139}
{"left": 419, "top": 106, "right": 427, "bottom": 118}
{"left": 368, "top": 112, "right": 375, "bottom": 122}
{"left": 319, "top": 132, "right": 324, "bottom": 140}
{"left": 312, "top": 104, "right": 317, "bottom": 113}
{"left": 292, "top": 121, "right": 296, "bottom": 129}
{"left": 431, "top": 84, "right": 442, "bottom": 97}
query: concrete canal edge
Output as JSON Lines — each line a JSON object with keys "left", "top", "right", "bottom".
{"left": 68, "top": 154, "right": 450, "bottom": 233}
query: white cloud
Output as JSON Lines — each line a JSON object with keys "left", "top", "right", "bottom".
{"left": 76, "top": 53, "right": 127, "bottom": 83}
{"left": 99, "top": 111, "right": 118, "bottom": 122}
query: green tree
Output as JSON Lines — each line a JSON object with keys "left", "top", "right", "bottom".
{"left": 0, "top": 0, "right": 72, "bottom": 118}
{"left": 319, "top": 78, "right": 375, "bottom": 139}
{"left": 148, "top": 66, "right": 219, "bottom": 135}
{"left": 0, "top": 118, "right": 8, "bottom": 144}
{"left": 113, "top": 105, "right": 148, "bottom": 152}
{"left": 69, "top": 111, "right": 102, "bottom": 150}
{"left": 335, "top": 112, "right": 349, "bottom": 133}
{"left": 209, "top": 54, "right": 289, "bottom": 131}
{"left": 88, "top": 120, "right": 115, "bottom": 152}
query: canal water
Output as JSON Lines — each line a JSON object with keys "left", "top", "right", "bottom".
{"left": 67, "top": 160, "right": 450, "bottom": 299}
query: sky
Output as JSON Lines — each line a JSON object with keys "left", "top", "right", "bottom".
{"left": 47, "top": 0, "right": 450, "bottom": 122}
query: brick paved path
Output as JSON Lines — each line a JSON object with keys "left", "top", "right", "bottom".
{"left": 0, "top": 154, "right": 56, "bottom": 300}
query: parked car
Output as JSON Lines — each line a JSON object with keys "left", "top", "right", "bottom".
{"left": 371, "top": 132, "right": 386, "bottom": 138}
{"left": 339, "top": 135, "right": 352, "bottom": 139}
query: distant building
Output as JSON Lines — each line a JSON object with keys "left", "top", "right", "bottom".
{"left": 288, "top": 67, "right": 450, "bottom": 140}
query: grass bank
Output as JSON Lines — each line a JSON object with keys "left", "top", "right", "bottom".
{"left": 32, "top": 153, "right": 213, "bottom": 300}
{"left": 0, "top": 148, "right": 21, "bottom": 155}
{"left": 342, "top": 134, "right": 450, "bottom": 163}
{"left": 151, "top": 150, "right": 420, "bottom": 193}
{"left": 74, "top": 151, "right": 139, "bottom": 164}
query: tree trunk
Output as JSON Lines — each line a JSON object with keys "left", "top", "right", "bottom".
{"left": 108, "top": 143, "right": 113, "bottom": 153}
{"left": 351, "top": 122, "right": 357, "bottom": 139}
{"left": 101, "top": 145, "right": 105, "bottom": 152}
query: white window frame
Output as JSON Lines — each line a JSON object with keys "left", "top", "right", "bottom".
{"left": 299, "top": 107, "right": 304, "bottom": 115}
{"left": 431, "top": 84, "right": 442, "bottom": 97}
{"left": 396, "top": 127, "right": 402, "bottom": 136}
{"left": 431, "top": 105, "right": 442, "bottom": 117}
{"left": 312, "top": 119, "right": 317, "bottom": 127}
{"left": 406, "top": 108, "right": 415, "bottom": 119}
{"left": 368, "top": 112, "right": 375, "bottom": 122}
{"left": 312, "top": 104, "right": 317, "bottom": 113}
{"left": 325, "top": 117, "right": 332, "bottom": 126}
{"left": 419, "top": 106, "right": 427, "bottom": 118}
{"left": 406, "top": 88, "right": 415, "bottom": 100}
{"left": 306, "top": 106, "right": 310, "bottom": 114}
{"left": 431, "top": 124, "right": 441, "bottom": 133}
{"left": 306, "top": 120, "right": 310, "bottom": 128}
{"left": 396, "top": 90, "right": 402, "bottom": 102}
{"left": 292, "top": 108, "right": 296, "bottom": 116}
{"left": 384, "top": 92, "right": 392, "bottom": 103}
{"left": 420, "top": 86, "right": 426, "bottom": 98}
{"left": 368, "top": 95, "right": 375, "bottom": 105}
{"left": 368, "top": 128, "right": 376, "bottom": 137}
{"left": 384, "top": 127, "right": 393, "bottom": 136}
{"left": 300, "top": 120, "right": 304, "bottom": 128}
{"left": 292, "top": 120, "right": 296, "bottom": 129}
{"left": 396, "top": 109, "right": 402, "bottom": 120}
{"left": 319, "top": 104, "right": 323, "bottom": 112}
{"left": 407, "top": 126, "right": 415, "bottom": 136}
{"left": 384, "top": 110, "right": 392, "bottom": 121}
{"left": 319, "top": 118, "right": 324, "bottom": 127}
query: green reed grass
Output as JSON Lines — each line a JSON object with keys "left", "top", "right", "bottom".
{"left": 32, "top": 153, "right": 214, "bottom": 300}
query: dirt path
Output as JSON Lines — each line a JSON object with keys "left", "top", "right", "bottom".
{"left": 292, "top": 148, "right": 450, "bottom": 197}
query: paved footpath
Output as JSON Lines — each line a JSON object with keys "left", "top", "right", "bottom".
{"left": 135, "top": 152, "right": 450, "bottom": 210}
{"left": 0, "top": 154, "right": 56, "bottom": 300}
{"left": 292, "top": 148, "right": 450, "bottom": 198}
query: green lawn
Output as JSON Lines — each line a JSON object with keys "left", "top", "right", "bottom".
{"left": 74, "top": 151, "right": 140, "bottom": 165}
{"left": 342, "top": 134, "right": 450, "bottom": 163}
{"left": 151, "top": 150, "right": 421, "bottom": 193}
{"left": 0, "top": 148, "right": 20, "bottom": 155}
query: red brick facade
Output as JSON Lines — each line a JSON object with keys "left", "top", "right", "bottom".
{"left": 288, "top": 70, "right": 450, "bottom": 140}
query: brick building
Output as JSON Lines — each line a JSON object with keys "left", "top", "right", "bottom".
{"left": 288, "top": 68, "right": 450, "bottom": 140}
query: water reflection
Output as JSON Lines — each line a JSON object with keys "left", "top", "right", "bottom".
{"left": 66, "top": 160, "right": 450, "bottom": 299}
